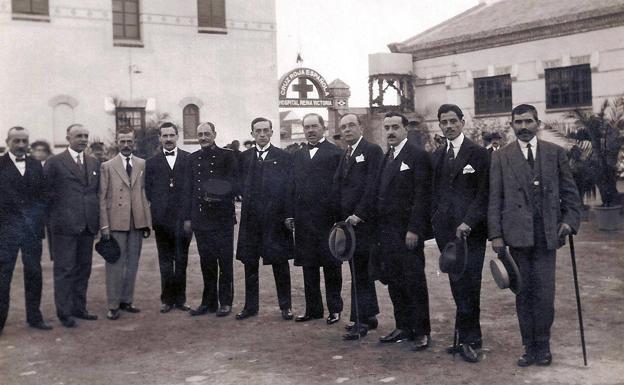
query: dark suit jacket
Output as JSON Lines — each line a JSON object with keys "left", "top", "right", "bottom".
{"left": 488, "top": 139, "right": 581, "bottom": 250}
{"left": 368, "top": 140, "right": 433, "bottom": 282}
{"left": 145, "top": 149, "right": 190, "bottom": 229}
{"left": 431, "top": 137, "right": 490, "bottom": 246}
{"left": 333, "top": 138, "right": 383, "bottom": 254}
{"left": 183, "top": 146, "right": 238, "bottom": 231}
{"left": 236, "top": 145, "right": 294, "bottom": 264}
{"left": 44, "top": 150, "right": 100, "bottom": 236}
{"left": 287, "top": 140, "right": 342, "bottom": 267}
{"left": 0, "top": 154, "right": 46, "bottom": 240}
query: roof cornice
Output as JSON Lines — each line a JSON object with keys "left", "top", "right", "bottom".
{"left": 390, "top": 5, "right": 624, "bottom": 61}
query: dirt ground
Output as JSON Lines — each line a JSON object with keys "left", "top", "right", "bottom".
{"left": 1, "top": 211, "right": 623, "bottom": 385}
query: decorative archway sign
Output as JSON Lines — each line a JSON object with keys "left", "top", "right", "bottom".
{"left": 278, "top": 67, "right": 333, "bottom": 107}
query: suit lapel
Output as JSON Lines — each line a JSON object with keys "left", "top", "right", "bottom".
{"left": 450, "top": 139, "right": 473, "bottom": 180}
{"left": 130, "top": 158, "right": 140, "bottom": 186}
{"left": 380, "top": 145, "right": 405, "bottom": 192}
{"left": 112, "top": 155, "right": 131, "bottom": 187}
{"left": 1, "top": 154, "right": 22, "bottom": 179}
{"left": 61, "top": 150, "right": 86, "bottom": 184}
{"left": 344, "top": 140, "right": 364, "bottom": 176}
{"left": 507, "top": 141, "right": 532, "bottom": 197}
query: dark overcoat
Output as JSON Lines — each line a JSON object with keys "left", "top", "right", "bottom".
{"left": 368, "top": 141, "right": 433, "bottom": 283}
{"left": 0, "top": 154, "right": 46, "bottom": 241}
{"left": 44, "top": 150, "right": 100, "bottom": 236}
{"left": 431, "top": 137, "right": 490, "bottom": 247}
{"left": 236, "top": 145, "right": 294, "bottom": 265}
{"left": 287, "top": 140, "right": 342, "bottom": 267}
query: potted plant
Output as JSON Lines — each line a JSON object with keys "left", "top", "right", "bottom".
{"left": 572, "top": 96, "right": 624, "bottom": 230}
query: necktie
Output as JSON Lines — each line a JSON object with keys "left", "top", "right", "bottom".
{"left": 447, "top": 142, "right": 455, "bottom": 161}
{"left": 526, "top": 143, "right": 535, "bottom": 169}
{"left": 307, "top": 143, "right": 318, "bottom": 150}
{"left": 384, "top": 146, "right": 395, "bottom": 173}
{"left": 76, "top": 154, "right": 84, "bottom": 171}
{"left": 126, "top": 156, "right": 132, "bottom": 177}
{"left": 165, "top": 151, "right": 175, "bottom": 156}
{"left": 256, "top": 150, "right": 266, "bottom": 160}
{"left": 342, "top": 145, "right": 353, "bottom": 175}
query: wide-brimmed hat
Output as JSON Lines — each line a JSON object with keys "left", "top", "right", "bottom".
{"left": 328, "top": 221, "right": 356, "bottom": 262}
{"left": 95, "top": 237, "right": 121, "bottom": 264}
{"left": 439, "top": 237, "right": 468, "bottom": 281}
{"left": 490, "top": 250, "right": 522, "bottom": 294}
{"left": 202, "top": 179, "right": 233, "bottom": 202}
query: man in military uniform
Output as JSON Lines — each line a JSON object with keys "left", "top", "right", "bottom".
{"left": 183, "top": 122, "right": 238, "bottom": 317}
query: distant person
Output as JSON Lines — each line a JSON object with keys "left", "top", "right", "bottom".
{"left": 332, "top": 113, "right": 382, "bottom": 340}
{"left": 0, "top": 127, "right": 52, "bottom": 334}
{"left": 488, "top": 104, "right": 581, "bottom": 367}
{"left": 235, "top": 117, "right": 293, "bottom": 321}
{"left": 243, "top": 140, "right": 254, "bottom": 150}
{"left": 44, "top": 124, "right": 100, "bottom": 328}
{"left": 89, "top": 142, "right": 108, "bottom": 163}
{"left": 99, "top": 128, "right": 152, "bottom": 320}
{"left": 184, "top": 122, "right": 238, "bottom": 317}
{"left": 286, "top": 113, "right": 343, "bottom": 325}
{"left": 332, "top": 133, "right": 345, "bottom": 150}
{"left": 487, "top": 132, "right": 503, "bottom": 154}
{"left": 433, "top": 133, "right": 446, "bottom": 150}
{"left": 30, "top": 140, "right": 52, "bottom": 165}
{"left": 145, "top": 123, "right": 192, "bottom": 313}
{"left": 431, "top": 104, "right": 490, "bottom": 363}
{"left": 407, "top": 120, "right": 426, "bottom": 150}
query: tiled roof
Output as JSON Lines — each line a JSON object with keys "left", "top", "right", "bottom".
{"left": 390, "top": 0, "right": 624, "bottom": 59}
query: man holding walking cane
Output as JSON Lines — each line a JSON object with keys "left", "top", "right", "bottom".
{"left": 488, "top": 104, "right": 581, "bottom": 367}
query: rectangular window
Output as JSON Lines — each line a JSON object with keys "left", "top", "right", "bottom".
{"left": 198, "top": 0, "right": 227, "bottom": 34}
{"left": 545, "top": 64, "right": 592, "bottom": 109}
{"left": 113, "top": 0, "right": 140, "bottom": 41}
{"left": 12, "top": 0, "right": 48, "bottom": 15}
{"left": 474, "top": 74, "right": 512, "bottom": 115}
{"left": 115, "top": 108, "right": 145, "bottom": 131}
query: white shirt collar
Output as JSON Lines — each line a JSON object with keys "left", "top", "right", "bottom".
{"left": 163, "top": 147, "right": 178, "bottom": 155}
{"left": 119, "top": 153, "right": 133, "bottom": 161}
{"left": 518, "top": 136, "right": 538, "bottom": 149}
{"left": 392, "top": 137, "right": 408, "bottom": 158}
{"left": 68, "top": 147, "right": 83, "bottom": 161}
{"left": 8, "top": 151, "right": 25, "bottom": 162}
{"left": 347, "top": 136, "right": 363, "bottom": 153}
{"left": 255, "top": 143, "right": 271, "bottom": 152}
{"left": 447, "top": 133, "right": 464, "bottom": 150}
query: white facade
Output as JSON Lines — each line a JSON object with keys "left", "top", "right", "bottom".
{"left": 411, "top": 26, "right": 624, "bottom": 125}
{"left": 0, "top": 0, "right": 278, "bottom": 151}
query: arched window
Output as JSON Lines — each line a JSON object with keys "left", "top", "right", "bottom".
{"left": 53, "top": 103, "right": 74, "bottom": 146}
{"left": 183, "top": 104, "right": 200, "bottom": 140}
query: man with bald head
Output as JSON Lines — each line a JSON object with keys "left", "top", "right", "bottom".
{"left": 184, "top": 122, "right": 239, "bottom": 317}
{"left": 44, "top": 124, "right": 100, "bottom": 328}
{"left": 0, "top": 127, "right": 52, "bottom": 334}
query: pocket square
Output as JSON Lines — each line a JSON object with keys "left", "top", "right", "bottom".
{"left": 355, "top": 154, "right": 365, "bottom": 163}
{"left": 462, "top": 164, "right": 475, "bottom": 174}
{"left": 400, "top": 162, "right": 410, "bottom": 171}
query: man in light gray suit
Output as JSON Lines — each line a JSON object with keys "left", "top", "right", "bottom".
{"left": 488, "top": 104, "right": 580, "bottom": 368}
{"left": 99, "top": 128, "right": 152, "bottom": 320}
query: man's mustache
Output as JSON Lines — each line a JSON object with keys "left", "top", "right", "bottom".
{"left": 387, "top": 134, "right": 396, "bottom": 139}
{"left": 517, "top": 129, "right": 532, "bottom": 135}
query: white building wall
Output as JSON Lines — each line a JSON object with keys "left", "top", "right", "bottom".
{"left": 412, "top": 26, "right": 624, "bottom": 125}
{"left": 0, "top": 0, "right": 278, "bottom": 151}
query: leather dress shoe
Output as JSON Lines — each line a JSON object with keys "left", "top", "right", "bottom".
{"left": 343, "top": 324, "right": 368, "bottom": 340}
{"left": 346, "top": 317, "right": 378, "bottom": 331}
{"left": 160, "top": 304, "right": 173, "bottom": 313}
{"left": 189, "top": 305, "right": 214, "bottom": 316}
{"left": 295, "top": 313, "right": 323, "bottom": 322}
{"left": 72, "top": 311, "right": 98, "bottom": 321}
{"left": 106, "top": 309, "right": 120, "bottom": 320}
{"left": 446, "top": 340, "right": 482, "bottom": 354}
{"left": 326, "top": 313, "right": 340, "bottom": 325}
{"left": 235, "top": 308, "right": 257, "bottom": 320}
{"left": 281, "top": 308, "right": 293, "bottom": 320}
{"left": 174, "top": 303, "right": 191, "bottom": 311}
{"left": 379, "top": 329, "right": 410, "bottom": 343}
{"left": 535, "top": 351, "right": 552, "bottom": 366}
{"left": 460, "top": 343, "right": 480, "bottom": 363}
{"left": 29, "top": 321, "right": 53, "bottom": 331}
{"left": 411, "top": 335, "right": 431, "bottom": 351}
{"left": 216, "top": 305, "right": 232, "bottom": 317}
{"left": 119, "top": 303, "right": 140, "bottom": 313}
{"left": 517, "top": 350, "right": 535, "bottom": 367}
{"left": 59, "top": 317, "right": 77, "bottom": 328}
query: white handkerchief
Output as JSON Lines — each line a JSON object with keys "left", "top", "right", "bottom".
{"left": 400, "top": 162, "right": 410, "bottom": 171}
{"left": 355, "top": 154, "right": 365, "bottom": 163}
{"left": 462, "top": 164, "right": 475, "bottom": 174}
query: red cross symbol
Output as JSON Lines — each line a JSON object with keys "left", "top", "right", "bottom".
{"left": 292, "top": 77, "right": 314, "bottom": 99}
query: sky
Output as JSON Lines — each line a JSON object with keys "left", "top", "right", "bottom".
{"left": 275, "top": 0, "right": 479, "bottom": 115}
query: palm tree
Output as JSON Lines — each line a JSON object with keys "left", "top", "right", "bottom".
{"left": 572, "top": 97, "right": 624, "bottom": 207}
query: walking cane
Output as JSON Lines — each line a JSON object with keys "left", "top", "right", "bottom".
{"left": 569, "top": 235, "right": 588, "bottom": 366}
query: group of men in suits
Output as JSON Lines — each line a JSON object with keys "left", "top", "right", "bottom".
{"left": 0, "top": 103, "right": 580, "bottom": 369}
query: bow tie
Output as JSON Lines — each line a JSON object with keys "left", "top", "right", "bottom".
{"left": 307, "top": 143, "right": 319, "bottom": 150}
{"left": 165, "top": 151, "right": 175, "bottom": 156}
{"left": 15, "top": 157, "right": 26, "bottom": 162}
